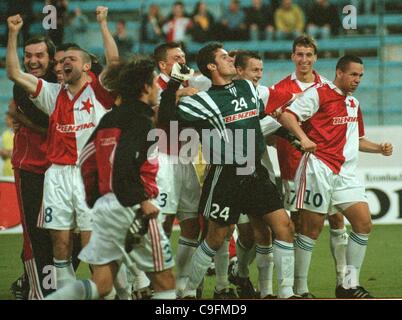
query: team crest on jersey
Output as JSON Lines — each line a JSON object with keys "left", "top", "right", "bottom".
{"left": 346, "top": 98, "right": 357, "bottom": 108}
{"left": 80, "top": 98, "right": 94, "bottom": 114}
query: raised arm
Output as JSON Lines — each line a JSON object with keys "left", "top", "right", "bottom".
{"left": 6, "top": 15, "right": 39, "bottom": 95}
{"left": 359, "top": 138, "right": 393, "bottom": 156}
{"left": 96, "top": 6, "right": 119, "bottom": 66}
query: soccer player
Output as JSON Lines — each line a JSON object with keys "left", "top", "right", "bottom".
{"left": 8, "top": 34, "right": 56, "bottom": 299}
{"left": 159, "top": 42, "right": 298, "bottom": 299}
{"left": 6, "top": 7, "right": 117, "bottom": 290}
{"left": 45, "top": 57, "right": 175, "bottom": 300}
{"left": 153, "top": 42, "right": 202, "bottom": 297}
{"left": 228, "top": 50, "right": 289, "bottom": 299}
{"left": 272, "top": 35, "right": 349, "bottom": 297}
{"left": 279, "top": 55, "right": 393, "bottom": 298}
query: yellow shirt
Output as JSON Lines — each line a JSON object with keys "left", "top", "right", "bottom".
{"left": 2, "top": 129, "right": 14, "bottom": 176}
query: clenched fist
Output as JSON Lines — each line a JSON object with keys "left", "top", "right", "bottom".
{"left": 96, "top": 6, "right": 109, "bottom": 23}
{"left": 7, "top": 15, "right": 23, "bottom": 33}
{"left": 380, "top": 142, "right": 393, "bottom": 156}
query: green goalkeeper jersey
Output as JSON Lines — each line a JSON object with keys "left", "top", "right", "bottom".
{"left": 177, "top": 79, "right": 266, "bottom": 166}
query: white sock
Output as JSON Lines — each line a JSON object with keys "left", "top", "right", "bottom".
{"left": 346, "top": 232, "right": 369, "bottom": 288}
{"left": 176, "top": 236, "right": 198, "bottom": 296}
{"left": 54, "top": 258, "right": 76, "bottom": 289}
{"left": 294, "top": 234, "right": 315, "bottom": 295}
{"left": 152, "top": 289, "right": 176, "bottom": 300}
{"left": 214, "top": 239, "right": 230, "bottom": 291}
{"left": 256, "top": 244, "right": 274, "bottom": 297}
{"left": 186, "top": 240, "right": 216, "bottom": 292}
{"left": 103, "top": 287, "right": 116, "bottom": 300}
{"left": 236, "top": 239, "right": 255, "bottom": 278}
{"left": 330, "top": 227, "right": 348, "bottom": 286}
{"left": 273, "top": 240, "right": 295, "bottom": 298}
{"left": 128, "top": 261, "right": 150, "bottom": 290}
{"left": 114, "top": 264, "right": 131, "bottom": 300}
{"left": 46, "top": 279, "right": 99, "bottom": 300}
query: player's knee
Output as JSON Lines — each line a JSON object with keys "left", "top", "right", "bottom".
{"left": 52, "top": 240, "right": 71, "bottom": 259}
{"left": 180, "top": 218, "right": 200, "bottom": 240}
{"left": 238, "top": 230, "right": 254, "bottom": 249}
{"left": 274, "top": 218, "right": 294, "bottom": 242}
{"left": 205, "top": 234, "right": 226, "bottom": 251}
{"left": 353, "top": 219, "right": 372, "bottom": 234}
{"left": 328, "top": 213, "right": 344, "bottom": 229}
{"left": 94, "top": 279, "right": 114, "bottom": 298}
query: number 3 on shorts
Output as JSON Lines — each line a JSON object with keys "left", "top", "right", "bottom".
{"left": 158, "top": 193, "right": 168, "bottom": 208}
{"left": 210, "top": 203, "right": 230, "bottom": 221}
{"left": 44, "top": 207, "right": 53, "bottom": 223}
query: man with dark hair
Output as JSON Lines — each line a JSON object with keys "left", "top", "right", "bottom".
{"left": 45, "top": 57, "right": 176, "bottom": 300}
{"left": 160, "top": 42, "right": 298, "bottom": 299}
{"left": 273, "top": 35, "right": 350, "bottom": 298}
{"left": 6, "top": 7, "right": 118, "bottom": 292}
{"left": 279, "top": 55, "right": 393, "bottom": 299}
{"left": 8, "top": 34, "right": 56, "bottom": 300}
{"left": 153, "top": 41, "right": 203, "bottom": 298}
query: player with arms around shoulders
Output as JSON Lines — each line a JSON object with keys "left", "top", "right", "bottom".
{"left": 6, "top": 7, "right": 118, "bottom": 290}
{"left": 273, "top": 35, "right": 349, "bottom": 297}
{"left": 159, "top": 42, "right": 298, "bottom": 299}
{"left": 278, "top": 55, "right": 393, "bottom": 298}
{"left": 44, "top": 57, "right": 176, "bottom": 300}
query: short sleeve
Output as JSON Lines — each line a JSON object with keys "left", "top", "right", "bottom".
{"left": 265, "top": 87, "right": 294, "bottom": 114}
{"left": 29, "top": 79, "right": 62, "bottom": 115}
{"left": 260, "top": 116, "right": 281, "bottom": 137}
{"left": 286, "top": 87, "right": 320, "bottom": 122}
{"left": 90, "top": 71, "right": 115, "bottom": 110}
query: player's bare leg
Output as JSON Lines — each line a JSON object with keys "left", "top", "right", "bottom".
{"left": 147, "top": 267, "right": 176, "bottom": 299}
{"left": 162, "top": 215, "right": 176, "bottom": 238}
{"left": 50, "top": 230, "right": 76, "bottom": 289}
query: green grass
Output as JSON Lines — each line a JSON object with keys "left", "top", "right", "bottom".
{"left": 1, "top": 225, "right": 402, "bottom": 299}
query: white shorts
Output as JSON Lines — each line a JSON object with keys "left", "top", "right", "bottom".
{"left": 294, "top": 153, "right": 368, "bottom": 215}
{"left": 156, "top": 153, "right": 201, "bottom": 221}
{"left": 79, "top": 193, "right": 174, "bottom": 272}
{"left": 37, "top": 164, "right": 92, "bottom": 231}
{"left": 283, "top": 179, "right": 297, "bottom": 212}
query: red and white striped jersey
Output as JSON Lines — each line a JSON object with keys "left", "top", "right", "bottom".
{"left": 273, "top": 71, "right": 326, "bottom": 180}
{"left": 286, "top": 81, "right": 365, "bottom": 175}
{"left": 30, "top": 71, "right": 115, "bottom": 165}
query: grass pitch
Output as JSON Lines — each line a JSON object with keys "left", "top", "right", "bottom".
{"left": 1, "top": 225, "right": 402, "bottom": 299}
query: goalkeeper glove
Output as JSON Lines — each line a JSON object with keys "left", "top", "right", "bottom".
{"left": 171, "top": 62, "right": 194, "bottom": 83}
{"left": 124, "top": 209, "right": 150, "bottom": 253}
